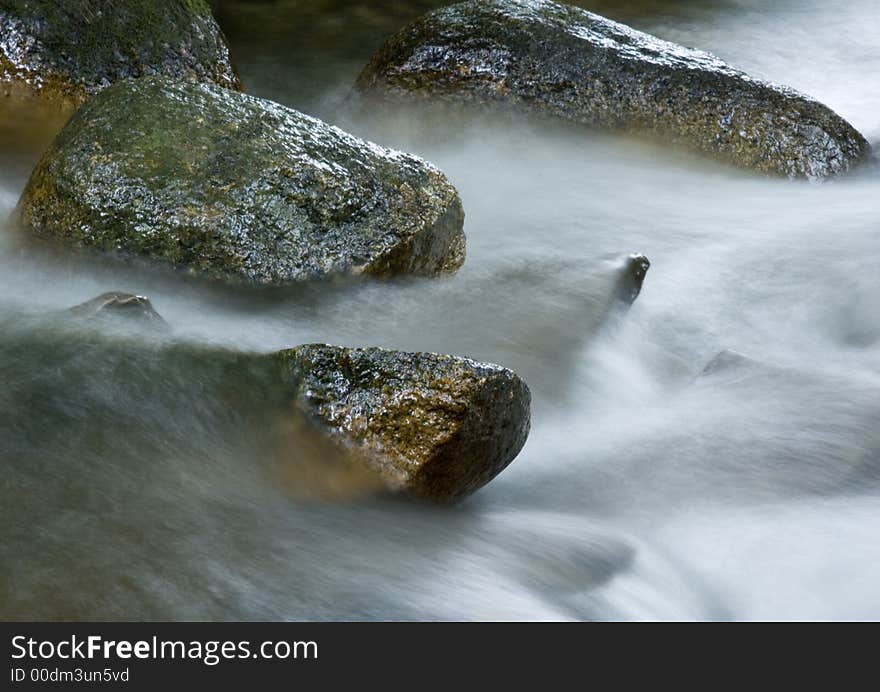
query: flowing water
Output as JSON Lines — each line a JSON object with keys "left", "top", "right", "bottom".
{"left": 2, "top": 0, "right": 880, "bottom": 620}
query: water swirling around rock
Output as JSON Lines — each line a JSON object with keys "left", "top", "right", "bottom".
{"left": 2, "top": 0, "right": 880, "bottom": 620}
{"left": 353, "top": 0, "right": 870, "bottom": 179}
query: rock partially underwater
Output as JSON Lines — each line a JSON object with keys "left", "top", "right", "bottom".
{"left": 698, "top": 350, "right": 758, "bottom": 379}
{"left": 67, "top": 292, "right": 168, "bottom": 328}
{"left": 0, "top": 0, "right": 240, "bottom": 107}
{"left": 3, "top": 301, "right": 529, "bottom": 503}
{"left": 14, "top": 77, "right": 465, "bottom": 284}
{"left": 277, "top": 344, "right": 531, "bottom": 502}
{"left": 354, "top": 0, "right": 870, "bottom": 179}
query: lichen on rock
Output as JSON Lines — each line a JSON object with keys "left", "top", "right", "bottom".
{"left": 14, "top": 76, "right": 466, "bottom": 284}
{"left": 354, "top": 0, "right": 871, "bottom": 179}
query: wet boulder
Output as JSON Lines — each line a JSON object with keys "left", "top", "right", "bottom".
{"left": 1, "top": 299, "right": 529, "bottom": 502}
{"left": 14, "top": 77, "right": 466, "bottom": 284}
{"left": 0, "top": 0, "right": 240, "bottom": 108}
{"left": 276, "top": 344, "right": 531, "bottom": 502}
{"left": 354, "top": 0, "right": 870, "bottom": 179}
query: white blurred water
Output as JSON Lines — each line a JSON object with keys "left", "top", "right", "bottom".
{"left": 1, "top": 0, "right": 879, "bottom": 620}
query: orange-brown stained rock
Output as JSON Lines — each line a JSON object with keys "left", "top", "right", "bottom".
{"left": 277, "top": 344, "right": 531, "bottom": 502}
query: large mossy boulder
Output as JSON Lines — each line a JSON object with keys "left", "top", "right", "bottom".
{"left": 354, "top": 0, "right": 871, "bottom": 179}
{"left": 276, "top": 344, "right": 531, "bottom": 502}
{"left": 0, "top": 0, "right": 240, "bottom": 107}
{"left": 14, "top": 77, "right": 466, "bottom": 284}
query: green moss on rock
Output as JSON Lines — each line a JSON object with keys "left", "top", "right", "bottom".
{"left": 276, "top": 344, "right": 531, "bottom": 502}
{"left": 14, "top": 76, "right": 466, "bottom": 284}
{"left": 354, "top": 0, "right": 871, "bottom": 179}
{"left": 0, "top": 0, "right": 240, "bottom": 106}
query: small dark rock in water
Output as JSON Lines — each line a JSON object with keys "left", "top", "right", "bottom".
{"left": 613, "top": 254, "right": 650, "bottom": 306}
{"left": 68, "top": 292, "right": 167, "bottom": 328}
{"left": 0, "top": 0, "right": 240, "bottom": 107}
{"left": 276, "top": 344, "right": 531, "bottom": 502}
{"left": 354, "top": 0, "right": 871, "bottom": 179}
{"left": 14, "top": 77, "right": 466, "bottom": 285}
{"left": 336, "top": 252, "right": 650, "bottom": 401}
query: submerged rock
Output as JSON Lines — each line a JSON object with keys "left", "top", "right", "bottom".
{"left": 276, "top": 344, "right": 531, "bottom": 502}
{"left": 67, "top": 292, "right": 168, "bottom": 328}
{"left": 14, "top": 77, "right": 466, "bottom": 284}
{"left": 695, "top": 350, "right": 781, "bottom": 385}
{"left": 1, "top": 304, "right": 529, "bottom": 502}
{"left": 698, "top": 350, "right": 756, "bottom": 378}
{"left": 0, "top": 0, "right": 240, "bottom": 107}
{"left": 354, "top": 0, "right": 870, "bottom": 179}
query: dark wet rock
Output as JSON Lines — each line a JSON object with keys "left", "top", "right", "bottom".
{"left": 0, "top": 0, "right": 240, "bottom": 107}
{"left": 354, "top": 0, "right": 871, "bottom": 179}
{"left": 67, "top": 292, "right": 168, "bottom": 328}
{"left": 276, "top": 344, "right": 531, "bottom": 502}
{"left": 613, "top": 254, "right": 650, "bottom": 306}
{"left": 14, "top": 77, "right": 466, "bottom": 285}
